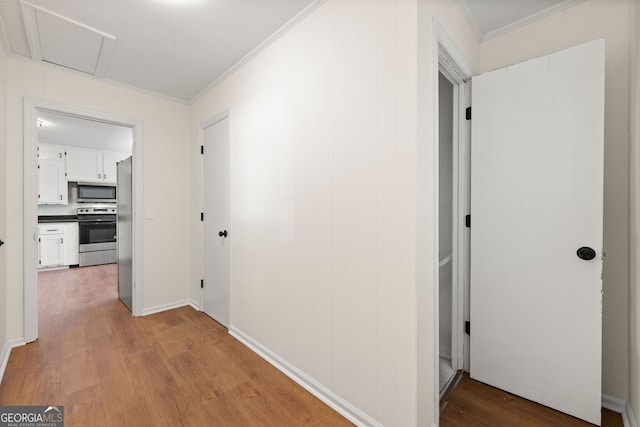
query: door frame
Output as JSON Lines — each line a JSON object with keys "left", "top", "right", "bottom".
{"left": 24, "top": 97, "right": 145, "bottom": 342}
{"left": 198, "top": 109, "right": 232, "bottom": 320}
{"left": 432, "top": 22, "right": 475, "bottom": 423}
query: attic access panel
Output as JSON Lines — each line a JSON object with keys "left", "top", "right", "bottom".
{"left": 21, "top": 2, "right": 115, "bottom": 77}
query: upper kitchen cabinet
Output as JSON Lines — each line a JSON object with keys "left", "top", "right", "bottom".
{"left": 38, "top": 143, "right": 68, "bottom": 205}
{"left": 67, "top": 147, "right": 130, "bottom": 184}
{"left": 102, "top": 151, "right": 131, "bottom": 184}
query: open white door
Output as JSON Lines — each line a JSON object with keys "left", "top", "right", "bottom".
{"left": 202, "top": 115, "right": 231, "bottom": 328}
{"left": 470, "top": 40, "right": 604, "bottom": 425}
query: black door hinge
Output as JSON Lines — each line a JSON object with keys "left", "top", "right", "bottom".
{"left": 200, "top": 212, "right": 204, "bottom": 221}
{"left": 0, "top": 240, "right": 4, "bottom": 247}
{"left": 465, "top": 321, "right": 471, "bottom": 335}
{"left": 201, "top": 279, "right": 204, "bottom": 289}
{"left": 465, "top": 107, "right": 471, "bottom": 120}
{"left": 465, "top": 215, "right": 471, "bottom": 228}
{"left": 200, "top": 145, "right": 204, "bottom": 154}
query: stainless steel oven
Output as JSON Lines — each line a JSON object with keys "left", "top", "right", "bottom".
{"left": 78, "top": 207, "right": 117, "bottom": 266}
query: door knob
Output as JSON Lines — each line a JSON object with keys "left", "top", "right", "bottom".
{"left": 218, "top": 230, "right": 228, "bottom": 238}
{"left": 577, "top": 246, "right": 596, "bottom": 261}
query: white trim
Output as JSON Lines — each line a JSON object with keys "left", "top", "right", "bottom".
{"left": 0, "top": 338, "right": 27, "bottom": 385}
{"left": 189, "top": 0, "right": 328, "bottom": 103}
{"left": 624, "top": 400, "right": 638, "bottom": 427}
{"left": 602, "top": 395, "right": 638, "bottom": 427}
{"left": 140, "top": 299, "right": 200, "bottom": 317}
{"left": 482, "top": 0, "right": 585, "bottom": 42}
{"left": 93, "top": 35, "right": 116, "bottom": 78}
{"left": 602, "top": 394, "right": 626, "bottom": 413}
{"left": 229, "top": 326, "right": 381, "bottom": 427}
{"left": 20, "top": 1, "right": 41, "bottom": 61}
{"left": 435, "top": 21, "right": 477, "bottom": 80}
{"left": 453, "top": 0, "right": 482, "bottom": 42}
{"left": 23, "top": 97, "right": 145, "bottom": 342}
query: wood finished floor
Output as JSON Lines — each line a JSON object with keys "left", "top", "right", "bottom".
{"left": 0, "top": 265, "right": 352, "bottom": 426}
{"left": 440, "top": 373, "right": 624, "bottom": 427}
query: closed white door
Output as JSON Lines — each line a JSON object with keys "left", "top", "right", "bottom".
{"left": 202, "top": 116, "right": 231, "bottom": 328}
{"left": 470, "top": 40, "right": 605, "bottom": 425}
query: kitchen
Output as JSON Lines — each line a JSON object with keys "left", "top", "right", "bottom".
{"left": 36, "top": 110, "right": 133, "bottom": 309}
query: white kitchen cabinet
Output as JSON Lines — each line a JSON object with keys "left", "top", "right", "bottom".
{"left": 102, "top": 151, "right": 131, "bottom": 184}
{"left": 66, "top": 147, "right": 130, "bottom": 184}
{"left": 66, "top": 147, "right": 103, "bottom": 183}
{"left": 38, "top": 222, "right": 79, "bottom": 268}
{"left": 38, "top": 144, "right": 68, "bottom": 204}
{"left": 38, "top": 224, "right": 65, "bottom": 268}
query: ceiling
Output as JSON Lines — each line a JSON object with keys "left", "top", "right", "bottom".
{"left": 0, "top": 0, "right": 583, "bottom": 102}
{"left": 457, "top": 0, "right": 582, "bottom": 41}
{"left": 0, "top": 0, "right": 317, "bottom": 101}
{"left": 38, "top": 110, "right": 133, "bottom": 153}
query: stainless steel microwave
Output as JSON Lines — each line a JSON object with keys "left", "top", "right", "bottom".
{"left": 77, "top": 184, "right": 116, "bottom": 203}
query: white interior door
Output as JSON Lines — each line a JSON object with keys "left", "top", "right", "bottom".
{"left": 470, "top": 40, "right": 605, "bottom": 425}
{"left": 202, "top": 116, "right": 231, "bottom": 328}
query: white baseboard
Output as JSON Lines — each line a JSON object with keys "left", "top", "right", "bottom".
{"left": 602, "top": 394, "right": 638, "bottom": 427}
{"left": 603, "top": 394, "right": 626, "bottom": 413}
{"left": 229, "top": 326, "right": 381, "bottom": 427}
{"left": 0, "top": 338, "right": 26, "bottom": 385}
{"left": 624, "top": 400, "right": 638, "bottom": 427}
{"left": 140, "top": 299, "right": 200, "bottom": 316}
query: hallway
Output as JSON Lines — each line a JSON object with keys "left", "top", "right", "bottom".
{"left": 0, "top": 265, "right": 351, "bottom": 426}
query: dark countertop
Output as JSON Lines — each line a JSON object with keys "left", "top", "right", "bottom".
{"left": 38, "top": 215, "right": 78, "bottom": 223}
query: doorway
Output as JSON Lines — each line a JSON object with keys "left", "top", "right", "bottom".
{"left": 23, "top": 98, "right": 145, "bottom": 342}
{"left": 432, "top": 28, "right": 474, "bottom": 422}
{"left": 438, "top": 70, "right": 457, "bottom": 397}
{"left": 437, "top": 64, "right": 471, "bottom": 404}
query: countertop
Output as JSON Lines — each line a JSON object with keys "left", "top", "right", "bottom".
{"left": 38, "top": 215, "right": 79, "bottom": 223}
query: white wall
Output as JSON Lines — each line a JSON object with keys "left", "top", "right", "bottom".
{"left": 629, "top": 0, "right": 640, "bottom": 420}
{"left": 479, "top": 0, "right": 631, "bottom": 400}
{"left": 4, "top": 57, "right": 193, "bottom": 339}
{"left": 0, "top": 35, "right": 8, "bottom": 359}
{"left": 192, "top": 1, "right": 418, "bottom": 424}
{"left": 191, "top": 1, "right": 478, "bottom": 425}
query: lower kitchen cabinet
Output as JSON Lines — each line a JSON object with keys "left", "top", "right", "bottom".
{"left": 38, "top": 222, "right": 79, "bottom": 268}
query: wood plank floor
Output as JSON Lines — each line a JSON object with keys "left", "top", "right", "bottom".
{"left": 0, "top": 265, "right": 352, "bottom": 426}
{"left": 440, "top": 373, "right": 624, "bottom": 427}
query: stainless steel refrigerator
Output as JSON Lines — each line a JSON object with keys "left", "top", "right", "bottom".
{"left": 117, "top": 156, "right": 133, "bottom": 312}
